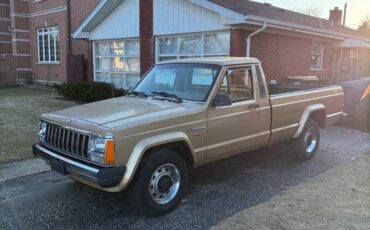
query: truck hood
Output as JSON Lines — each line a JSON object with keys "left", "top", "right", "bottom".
{"left": 47, "top": 96, "right": 191, "bottom": 128}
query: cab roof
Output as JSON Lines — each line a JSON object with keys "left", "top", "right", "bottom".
{"left": 157, "top": 57, "right": 260, "bottom": 66}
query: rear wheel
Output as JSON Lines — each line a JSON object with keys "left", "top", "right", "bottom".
{"left": 292, "top": 119, "right": 320, "bottom": 161}
{"left": 128, "top": 148, "right": 188, "bottom": 216}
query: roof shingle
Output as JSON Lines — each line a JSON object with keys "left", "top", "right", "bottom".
{"left": 208, "top": 0, "right": 370, "bottom": 40}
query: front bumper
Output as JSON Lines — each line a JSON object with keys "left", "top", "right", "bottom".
{"left": 33, "top": 144, "right": 125, "bottom": 188}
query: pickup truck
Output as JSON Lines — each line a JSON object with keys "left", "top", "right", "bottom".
{"left": 33, "top": 57, "right": 344, "bottom": 216}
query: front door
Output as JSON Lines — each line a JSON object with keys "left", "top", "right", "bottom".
{"left": 206, "top": 65, "right": 270, "bottom": 160}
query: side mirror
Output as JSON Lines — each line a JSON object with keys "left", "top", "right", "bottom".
{"left": 214, "top": 93, "right": 232, "bottom": 107}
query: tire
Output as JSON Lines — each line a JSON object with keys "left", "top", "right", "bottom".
{"left": 128, "top": 148, "right": 189, "bottom": 216}
{"left": 292, "top": 119, "right": 321, "bottom": 161}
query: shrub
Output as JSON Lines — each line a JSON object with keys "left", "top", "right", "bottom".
{"left": 55, "top": 82, "right": 127, "bottom": 103}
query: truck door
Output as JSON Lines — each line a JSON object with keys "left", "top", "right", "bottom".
{"left": 206, "top": 65, "right": 270, "bottom": 160}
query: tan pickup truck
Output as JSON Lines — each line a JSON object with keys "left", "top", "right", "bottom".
{"left": 33, "top": 57, "right": 344, "bottom": 216}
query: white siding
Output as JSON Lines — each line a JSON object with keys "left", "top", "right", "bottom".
{"left": 154, "top": 0, "right": 231, "bottom": 36}
{"left": 90, "top": 0, "right": 139, "bottom": 40}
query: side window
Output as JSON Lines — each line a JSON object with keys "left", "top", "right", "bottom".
{"left": 219, "top": 66, "right": 254, "bottom": 102}
{"left": 255, "top": 65, "right": 266, "bottom": 98}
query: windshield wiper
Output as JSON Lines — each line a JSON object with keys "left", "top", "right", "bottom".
{"left": 129, "top": 90, "right": 148, "bottom": 98}
{"left": 152, "top": 91, "right": 183, "bottom": 103}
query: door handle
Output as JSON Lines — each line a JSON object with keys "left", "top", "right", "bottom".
{"left": 248, "top": 103, "right": 260, "bottom": 110}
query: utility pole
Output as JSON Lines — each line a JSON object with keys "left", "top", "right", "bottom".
{"left": 343, "top": 1, "right": 347, "bottom": 25}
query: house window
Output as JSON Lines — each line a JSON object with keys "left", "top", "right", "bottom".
{"left": 310, "top": 42, "right": 324, "bottom": 69}
{"left": 94, "top": 39, "right": 140, "bottom": 89}
{"left": 156, "top": 31, "right": 230, "bottom": 62}
{"left": 37, "top": 26, "right": 60, "bottom": 63}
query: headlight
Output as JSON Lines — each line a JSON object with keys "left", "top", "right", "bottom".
{"left": 88, "top": 135, "right": 115, "bottom": 165}
{"left": 38, "top": 121, "right": 47, "bottom": 142}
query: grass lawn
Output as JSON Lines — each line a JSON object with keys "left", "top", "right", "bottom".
{"left": 0, "top": 88, "right": 77, "bottom": 164}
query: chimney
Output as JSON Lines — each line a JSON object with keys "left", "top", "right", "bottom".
{"left": 329, "top": 7, "right": 343, "bottom": 26}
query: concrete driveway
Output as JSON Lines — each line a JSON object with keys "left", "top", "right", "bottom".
{"left": 0, "top": 126, "right": 369, "bottom": 229}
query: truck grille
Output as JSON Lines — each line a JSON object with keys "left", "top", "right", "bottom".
{"left": 44, "top": 123, "right": 90, "bottom": 159}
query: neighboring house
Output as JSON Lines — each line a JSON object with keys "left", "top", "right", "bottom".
{"left": 0, "top": 0, "right": 99, "bottom": 85}
{"left": 0, "top": 0, "right": 369, "bottom": 87}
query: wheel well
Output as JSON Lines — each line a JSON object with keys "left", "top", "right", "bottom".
{"left": 144, "top": 141, "right": 194, "bottom": 167}
{"left": 309, "top": 110, "right": 326, "bottom": 128}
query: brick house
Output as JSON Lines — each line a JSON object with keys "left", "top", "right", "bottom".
{"left": 0, "top": 0, "right": 99, "bottom": 85}
{"left": 1, "top": 0, "right": 369, "bottom": 87}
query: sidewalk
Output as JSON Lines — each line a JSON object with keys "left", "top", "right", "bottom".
{"left": 0, "top": 158, "right": 50, "bottom": 182}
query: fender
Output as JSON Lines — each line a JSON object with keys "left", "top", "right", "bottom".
{"left": 105, "top": 132, "right": 195, "bottom": 192}
{"left": 293, "top": 104, "right": 326, "bottom": 138}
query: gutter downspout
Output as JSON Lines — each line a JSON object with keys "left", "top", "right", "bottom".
{"left": 67, "top": 0, "right": 72, "bottom": 55}
{"left": 246, "top": 22, "right": 267, "bottom": 57}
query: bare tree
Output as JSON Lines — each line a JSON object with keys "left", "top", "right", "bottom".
{"left": 296, "top": 5, "right": 324, "bottom": 18}
{"left": 358, "top": 14, "right": 370, "bottom": 32}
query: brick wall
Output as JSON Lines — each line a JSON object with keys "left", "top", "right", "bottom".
{"left": 140, "top": 0, "right": 154, "bottom": 76}
{"left": 230, "top": 29, "right": 247, "bottom": 57}
{"left": 231, "top": 29, "right": 333, "bottom": 82}
{"left": 0, "top": 2, "right": 9, "bottom": 18}
{"left": 0, "top": 55, "right": 16, "bottom": 85}
{"left": 28, "top": 0, "right": 99, "bottom": 83}
{"left": 29, "top": 8, "right": 68, "bottom": 83}
{"left": 0, "top": 0, "right": 11, "bottom": 56}
{"left": 70, "top": 0, "right": 100, "bottom": 81}
{"left": 10, "top": 0, "right": 30, "bottom": 56}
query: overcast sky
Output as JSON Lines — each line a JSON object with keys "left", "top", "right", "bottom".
{"left": 252, "top": 0, "right": 370, "bottom": 29}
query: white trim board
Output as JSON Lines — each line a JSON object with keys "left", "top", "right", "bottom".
{"left": 10, "top": 6, "right": 67, "bottom": 18}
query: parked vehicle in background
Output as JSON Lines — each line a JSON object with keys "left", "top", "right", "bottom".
{"left": 33, "top": 57, "right": 344, "bottom": 216}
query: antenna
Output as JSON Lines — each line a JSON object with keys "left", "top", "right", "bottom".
{"left": 343, "top": 1, "right": 347, "bottom": 26}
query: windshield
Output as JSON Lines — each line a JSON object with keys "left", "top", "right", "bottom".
{"left": 133, "top": 63, "right": 221, "bottom": 102}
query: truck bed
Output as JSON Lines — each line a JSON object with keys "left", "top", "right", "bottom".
{"left": 268, "top": 84, "right": 344, "bottom": 144}
{"left": 268, "top": 83, "right": 324, "bottom": 95}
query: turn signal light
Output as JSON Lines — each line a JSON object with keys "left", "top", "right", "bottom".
{"left": 105, "top": 140, "right": 115, "bottom": 164}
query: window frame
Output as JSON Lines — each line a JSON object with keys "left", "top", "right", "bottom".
{"left": 155, "top": 30, "right": 231, "bottom": 63}
{"left": 37, "top": 26, "right": 60, "bottom": 64}
{"left": 92, "top": 38, "right": 140, "bottom": 89}
{"left": 254, "top": 64, "right": 267, "bottom": 99}
{"left": 217, "top": 65, "right": 255, "bottom": 104}
{"left": 310, "top": 41, "right": 324, "bottom": 70}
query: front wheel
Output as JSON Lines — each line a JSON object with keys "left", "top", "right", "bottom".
{"left": 128, "top": 149, "right": 188, "bottom": 216}
{"left": 292, "top": 119, "right": 320, "bottom": 161}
